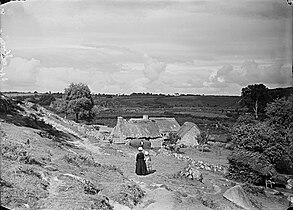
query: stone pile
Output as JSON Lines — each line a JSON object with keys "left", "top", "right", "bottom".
{"left": 159, "top": 148, "right": 228, "bottom": 175}
{"left": 179, "top": 165, "right": 203, "bottom": 182}
{"left": 287, "top": 179, "right": 293, "bottom": 190}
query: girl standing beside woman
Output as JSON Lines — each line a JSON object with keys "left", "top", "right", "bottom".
{"left": 144, "top": 151, "right": 152, "bottom": 173}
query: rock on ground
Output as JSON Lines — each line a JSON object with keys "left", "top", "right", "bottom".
{"left": 223, "top": 185, "right": 256, "bottom": 210}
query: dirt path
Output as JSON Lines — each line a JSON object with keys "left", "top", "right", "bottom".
{"left": 38, "top": 176, "right": 64, "bottom": 210}
{"left": 75, "top": 139, "right": 215, "bottom": 210}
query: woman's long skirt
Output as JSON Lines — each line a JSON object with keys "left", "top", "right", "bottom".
{"left": 135, "top": 159, "right": 147, "bottom": 175}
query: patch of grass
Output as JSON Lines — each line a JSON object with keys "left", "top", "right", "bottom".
{"left": 62, "top": 153, "right": 124, "bottom": 176}
{"left": 113, "top": 184, "right": 145, "bottom": 208}
{"left": 17, "top": 166, "right": 42, "bottom": 179}
{"left": 102, "top": 164, "right": 124, "bottom": 176}
{"left": 90, "top": 197, "right": 113, "bottom": 210}
{"left": 0, "top": 178, "right": 13, "bottom": 188}
{"left": 1, "top": 142, "right": 26, "bottom": 161}
{"left": 1, "top": 167, "right": 49, "bottom": 209}
{"left": 19, "top": 154, "right": 44, "bottom": 166}
{"left": 16, "top": 166, "right": 50, "bottom": 190}
{"left": 1, "top": 185, "right": 49, "bottom": 208}
{"left": 242, "top": 183, "right": 265, "bottom": 195}
{"left": 63, "top": 153, "right": 100, "bottom": 168}
{"left": 1, "top": 142, "right": 44, "bottom": 166}
{"left": 83, "top": 179, "right": 101, "bottom": 195}
{"left": 198, "top": 195, "right": 218, "bottom": 209}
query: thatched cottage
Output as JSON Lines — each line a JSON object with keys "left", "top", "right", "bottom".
{"left": 110, "top": 115, "right": 180, "bottom": 148}
{"left": 176, "top": 122, "right": 201, "bottom": 147}
{"left": 149, "top": 117, "right": 180, "bottom": 138}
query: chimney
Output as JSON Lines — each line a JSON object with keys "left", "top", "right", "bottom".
{"left": 117, "top": 116, "right": 123, "bottom": 124}
{"left": 143, "top": 115, "right": 148, "bottom": 120}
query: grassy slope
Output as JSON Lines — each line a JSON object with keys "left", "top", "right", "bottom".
{"left": 0, "top": 102, "right": 143, "bottom": 210}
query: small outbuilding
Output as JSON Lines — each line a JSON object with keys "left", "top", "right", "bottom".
{"left": 176, "top": 122, "right": 201, "bottom": 147}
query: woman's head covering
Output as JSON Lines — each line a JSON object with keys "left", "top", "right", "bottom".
{"left": 144, "top": 151, "right": 149, "bottom": 155}
{"left": 138, "top": 147, "right": 143, "bottom": 151}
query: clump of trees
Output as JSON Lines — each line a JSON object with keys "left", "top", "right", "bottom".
{"left": 227, "top": 95, "right": 293, "bottom": 185}
{"left": 26, "top": 93, "right": 56, "bottom": 106}
{"left": 240, "top": 84, "right": 270, "bottom": 119}
{"left": 55, "top": 83, "right": 94, "bottom": 122}
{"left": 240, "top": 84, "right": 292, "bottom": 119}
{"left": 38, "top": 93, "right": 56, "bottom": 106}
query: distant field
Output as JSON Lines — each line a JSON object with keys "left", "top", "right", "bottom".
{"left": 4, "top": 92, "right": 39, "bottom": 97}
{"left": 173, "top": 111, "right": 229, "bottom": 119}
{"left": 114, "top": 95, "right": 240, "bottom": 109}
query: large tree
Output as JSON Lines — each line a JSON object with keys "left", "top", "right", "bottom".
{"left": 63, "top": 83, "right": 94, "bottom": 122}
{"left": 240, "top": 84, "right": 270, "bottom": 119}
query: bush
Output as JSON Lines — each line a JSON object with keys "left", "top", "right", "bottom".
{"left": 227, "top": 152, "right": 266, "bottom": 185}
{"left": 227, "top": 96, "right": 293, "bottom": 185}
{"left": 242, "top": 183, "right": 265, "bottom": 195}
{"left": 37, "top": 94, "right": 56, "bottom": 106}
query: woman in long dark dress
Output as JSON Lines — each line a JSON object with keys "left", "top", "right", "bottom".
{"left": 135, "top": 147, "right": 147, "bottom": 175}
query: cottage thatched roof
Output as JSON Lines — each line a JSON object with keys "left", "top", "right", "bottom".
{"left": 149, "top": 117, "right": 180, "bottom": 132}
{"left": 112, "top": 117, "right": 161, "bottom": 139}
{"left": 176, "top": 122, "right": 200, "bottom": 138}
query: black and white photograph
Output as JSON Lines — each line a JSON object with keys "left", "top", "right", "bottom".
{"left": 0, "top": 0, "right": 292, "bottom": 209}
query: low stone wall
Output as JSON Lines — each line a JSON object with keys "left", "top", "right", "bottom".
{"left": 159, "top": 148, "right": 228, "bottom": 175}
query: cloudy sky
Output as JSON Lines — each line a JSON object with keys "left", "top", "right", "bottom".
{"left": 0, "top": 0, "right": 292, "bottom": 95}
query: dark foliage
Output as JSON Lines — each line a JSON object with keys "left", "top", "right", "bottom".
{"left": 63, "top": 83, "right": 94, "bottom": 122}
{"left": 0, "top": 93, "right": 21, "bottom": 114}
{"left": 37, "top": 94, "right": 56, "bottom": 106}
{"left": 240, "top": 84, "right": 270, "bottom": 119}
{"left": 228, "top": 95, "right": 293, "bottom": 185}
{"left": 227, "top": 150, "right": 274, "bottom": 185}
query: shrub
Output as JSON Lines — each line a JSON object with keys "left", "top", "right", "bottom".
{"left": 227, "top": 96, "right": 293, "bottom": 185}
{"left": 227, "top": 151, "right": 267, "bottom": 185}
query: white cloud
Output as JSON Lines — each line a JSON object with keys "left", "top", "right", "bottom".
{"left": 206, "top": 60, "right": 291, "bottom": 88}
{"left": 4, "top": 57, "right": 40, "bottom": 86}
{"left": 143, "top": 54, "right": 166, "bottom": 82}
